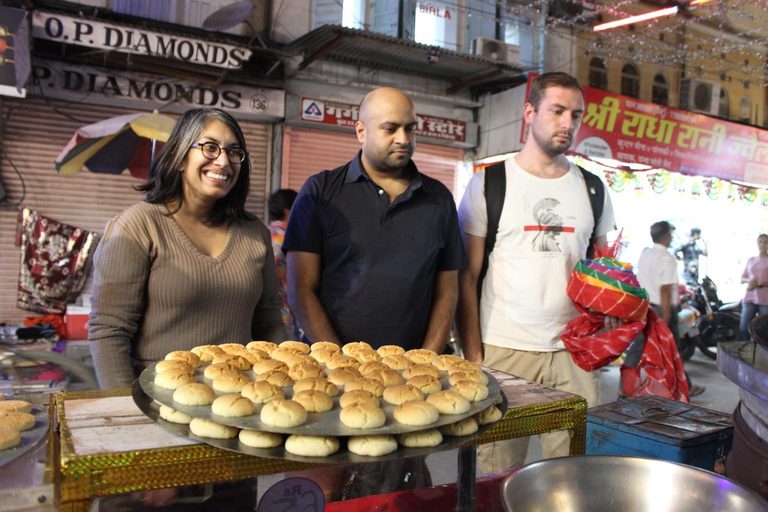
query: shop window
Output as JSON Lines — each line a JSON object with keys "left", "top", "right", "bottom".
{"left": 313, "top": 0, "right": 366, "bottom": 30}
{"left": 503, "top": 14, "right": 537, "bottom": 67}
{"left": 651, "top": 73, "right": 668, "bottom": 106}
{"left": 112, "top": 0, "right": 174, "bottom": 22}
{"left": 621, "top": 64, "right": 640, "bottom": 98}
{"left": 588, "top": 58, "right": 607, "bottom": 90}
{"left": 739, "top": 97, "right": 751, "bottom": 123}
{"left": 718, "top": 88, "right": 730, "bottom": 119}
{"left": 414, "top": 1, "right": 458, "bottom": 51}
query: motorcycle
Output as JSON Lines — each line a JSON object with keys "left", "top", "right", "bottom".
{"left": 688, "top": 276, "right": 741, "bottom": 359}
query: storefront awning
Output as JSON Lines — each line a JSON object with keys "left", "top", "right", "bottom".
{"left": 287, "top": 25, "right": 526, "bottom": 94}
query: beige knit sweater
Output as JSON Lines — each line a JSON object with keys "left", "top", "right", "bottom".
{"left": 88, "top": 202, "right": 285, "bottom": 389}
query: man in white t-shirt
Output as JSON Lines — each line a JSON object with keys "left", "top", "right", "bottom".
{"left": 456, "top": 72, "right": 617, "bottom": 473}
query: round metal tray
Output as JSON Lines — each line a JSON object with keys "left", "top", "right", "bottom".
{"left": 0, "top": 405, "right": 49, "bottom": 468}
{"left": 138, "top": 362, "right": 501, "bottom": 436}
{"left": 132, "top": 380, "right": 507, "bottom": 464}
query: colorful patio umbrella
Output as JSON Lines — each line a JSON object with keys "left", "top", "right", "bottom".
{"left": 55, "top": 112, "right": 176, "bottom": 180}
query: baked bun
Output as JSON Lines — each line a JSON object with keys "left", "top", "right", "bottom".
{"left": 288, "top": 363, "right": 325, "bottom": 381}
{"left": 203, "top": 363, "right": 241, "bottom": 380}
{"left": 189, "top": 418, "right": 239, "bottom": 439}
{"left": 326, "top": 355, "right": 360, "bottom": 370}
{"left": 339, "top": 390, "right": 379, "bottom": 409}
{"left": 291, "top": 390, "right": 334, "bottom": 413}
{"left": 309, "top": 348, "right": 337, "bottom": 365}
{"left": 383, "top": 384, "right": 425, "bottom": 405}
{"left": 359, "top": 362, "right": 388, "bottom": 375}
{"left": 158, "top": 405, "right": 192, "bottom": 424}
{"left": 238, "top": 429, "right": 283, "bottom": 449}
{"left": 256, "top": 370, "right": 294, "bottom": 388}
{"left": 165, "top": 351, "right": 202, "bottom": 368}
{"left": 426, "top": 390, "right": 471, "bottom": 415}
{"left": 284, "top": 434, "right": 339, "bottom": 457}
{"left": 190, "top": 344, "right": 224, "bottom": 362}
{"left": 342, "top": 341, "right": 373, "bottom": 356}
{"left": 242, "top": 349, "right": 269, "bottom": 365}
{"left": 448, "top": 370, "right": 488, "bottom": 386}
{"left": 211, "top": 394, "right": 256, "bottom": 417}
{"left": 397, "top": 428, "right": 443, "bottom": 448}
{"left": 212, "top": 372, "right": 252, "bottom": 393}
{"left": 327, "top": 368, "right": 362, "bottom": 388}
{"left": 381, "top": 355, "right": 413, "bottom": 371}
{"left": 241, "top": 381, "right": 285, "bottom": 404}
{"left": 432, "top": 354, "right": 463, "bottom": 371}
{"left": 0, "top": 412, "right": 35, "bottom": 431}
{"left": 173, "top": 383, "right": 216, "bottom": 406}
{"left": 402, "top": 364, "right": 440, "bottom": 380}
{"left": 212, "top": 354, "right": 251, "bottom": 371}
{"left": 155, "top": 359, "right": 194, "bottom": 374}
{"left": 393, "top": 400, "right": 439, "bottom": 426}
{"left": 347, "top": 435, "right": 398, "bottom": 457}
{"left": 365, "top": 368, "right": 405, "bottom": 388}
{"left": 448, "top": 360, "right": 482, "bottom": 375}
{"left": 0, "top": 400, "right": 31, "bottom": 414}
{"left": 475, "top": 406, "right": 503, "bottom": 425}
{"left": 451, "top": 380, "right": 489, "bottom": 402}
{"left": 439, "top": 417, "right": 479, "bottom": 437}
{"left": 406, "top": 375, "right": 442, "bottom": 395}
{"left": 339, "top": 403, "right": 386, "bottom": 429}
{"left": 280, "top": 341, "right": 311, "bottom": 354}
{"left": 218, "top": 343, "right": 248, "bottom": 356}
{"left": 353, "top": 349, "right": 381, "bottom": 364}
{"left": 0, "top": 427, "right": 20, "bottom": 451}
{"left": 247, "top": 341, "right": 278, "bottom": 354}
{"left": 344, "top": 378, "right": 384, "bottom": 397}
{"left": 271, "top": 347, "right": 302, "bottom": 363}
{"left": 286, "top": 355, "right": 320, "bottom": 368}
{"left": 404, "top": 349, "right": 438, "bottom": 365}
{"left": 293, "top": 377, "right": 340, "bottom": 397}
{"left": 377, "top": 345, "right": 406, "bottom": 357}
{"left": 154, "top": 369, "right": 196, "bottom": 390}
{"left": 252, "top": 359, "right": 289, "bottom": 375}
{"left": 310, "top": 341, "right": 341, "bottom": 353}
{"left": 260, "top": 399, "right": 307, "bottom": 428}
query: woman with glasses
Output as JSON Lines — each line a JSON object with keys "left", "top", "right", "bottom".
{"left": 88, "top": 107, "right": 285, "bottom": 390}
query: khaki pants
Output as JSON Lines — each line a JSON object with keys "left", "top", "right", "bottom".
{"left": 477, "top": 344, "right": 600, "bottom": 474}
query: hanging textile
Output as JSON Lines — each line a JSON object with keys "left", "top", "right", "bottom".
{"left": 17, "top": 208, "right": 100, "bottom": 314}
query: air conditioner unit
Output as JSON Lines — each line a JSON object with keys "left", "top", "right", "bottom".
{"left": 679, "top": 78, "right": 721, "bottom": 116}
{"left": 471, "top": 37, "right": 521, "bottom": 66}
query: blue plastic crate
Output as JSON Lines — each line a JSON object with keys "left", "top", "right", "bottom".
{"left": 587, "top": 395, "right": 733, "bottom": 471}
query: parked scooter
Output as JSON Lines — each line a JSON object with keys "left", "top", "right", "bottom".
{"left": 689, "top": 276, "right": 741, "bottom": 359}
{"left": 677, "top": 284, "right": 700, "bottom": 361}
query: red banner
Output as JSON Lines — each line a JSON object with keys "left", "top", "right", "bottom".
{"left": 572, "top": 87, "right": 768, "bottom": 186}
{"left": 300, "top": 97, "right": 467, "bottom": 143}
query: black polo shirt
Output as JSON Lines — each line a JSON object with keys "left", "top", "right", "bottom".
{"left": 283, "top": 151, "right": 466, "bottom": 350}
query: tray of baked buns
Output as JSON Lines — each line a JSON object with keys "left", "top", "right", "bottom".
{"left": 0, "top": 396, "right": 49, "bottom": 468}
{"left": 135, "top": 341, "right": 505, "bottom": 462}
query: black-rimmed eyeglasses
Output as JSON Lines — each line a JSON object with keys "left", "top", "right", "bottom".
{"left": 190, "top": 142, "right": 248, "bottom": 164}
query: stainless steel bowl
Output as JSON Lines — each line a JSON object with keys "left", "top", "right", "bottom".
{"left": 500, "top": 455, "right": 768, "bottom": 512}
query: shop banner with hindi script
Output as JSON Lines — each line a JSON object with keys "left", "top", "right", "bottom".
{"left": 572, "top": 87, "right": 768, "bottom": 187}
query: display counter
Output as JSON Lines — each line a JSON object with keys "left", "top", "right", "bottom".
{"left": 42, "top": 368, "right": 586, "bottom": 511}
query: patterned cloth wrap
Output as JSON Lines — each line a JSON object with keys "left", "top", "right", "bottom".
{"left": 561, "top": 256, "right": 689, "bottom": 402}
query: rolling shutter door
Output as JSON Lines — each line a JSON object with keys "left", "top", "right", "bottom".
{"left": 0, "top": 97, "right": 271, "bottom": 325}
{"left": 281, "top": 126, "right": 462, "bottom": 196}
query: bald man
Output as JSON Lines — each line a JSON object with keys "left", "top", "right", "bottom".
{"left": 283, "top": 87, "right": 466, "bottom": 353}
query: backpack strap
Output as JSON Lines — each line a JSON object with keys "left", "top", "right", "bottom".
{"left": 479, "top": 161, "right": 506, "bottom": 298}
{"left": 578, "top": 166, "right": 604, "bottom": 259}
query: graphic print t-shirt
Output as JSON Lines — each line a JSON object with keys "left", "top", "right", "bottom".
{"left": 458, "top": 157, "right": 616, "bottom": 351}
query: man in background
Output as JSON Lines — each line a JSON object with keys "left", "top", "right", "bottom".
{"left": 267, "top": 189, "right": 299, "bottom": 340}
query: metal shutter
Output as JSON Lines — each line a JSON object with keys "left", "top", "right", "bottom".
{"left": 0, "top": 97, "right": 270, "bottom": 325}
{"left": 281, "top": 126, "right": 462, "bottom": 195}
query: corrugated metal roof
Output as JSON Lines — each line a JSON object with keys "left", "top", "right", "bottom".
{"left": 287, "top": 25, "right": 524, "bottom": 86}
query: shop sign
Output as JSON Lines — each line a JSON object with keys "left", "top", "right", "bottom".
{"left": 31, "top": 60, "right": 284, "bottom": 120}
{"left": 300, "top": 97, "right": 466, "bottom": 143}
{"left": 31, "top": 11, "right": 251, "bottom": 70}
{"left": 0, "top": 6, "right": 29, "bottom": 98}
{"left": 568, "top": 85, "right": 768, "bottom": 186}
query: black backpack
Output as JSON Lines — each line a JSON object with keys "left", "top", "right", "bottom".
{"left": 477, "top": 161, "right": 605, "bottom": 297}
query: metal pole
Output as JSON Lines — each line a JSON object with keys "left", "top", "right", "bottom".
{"left": 540, "top": 0, "right": 548, "bottom": 72}
{"left": 456, "top": 445, "right": 476, "bottom": 512}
